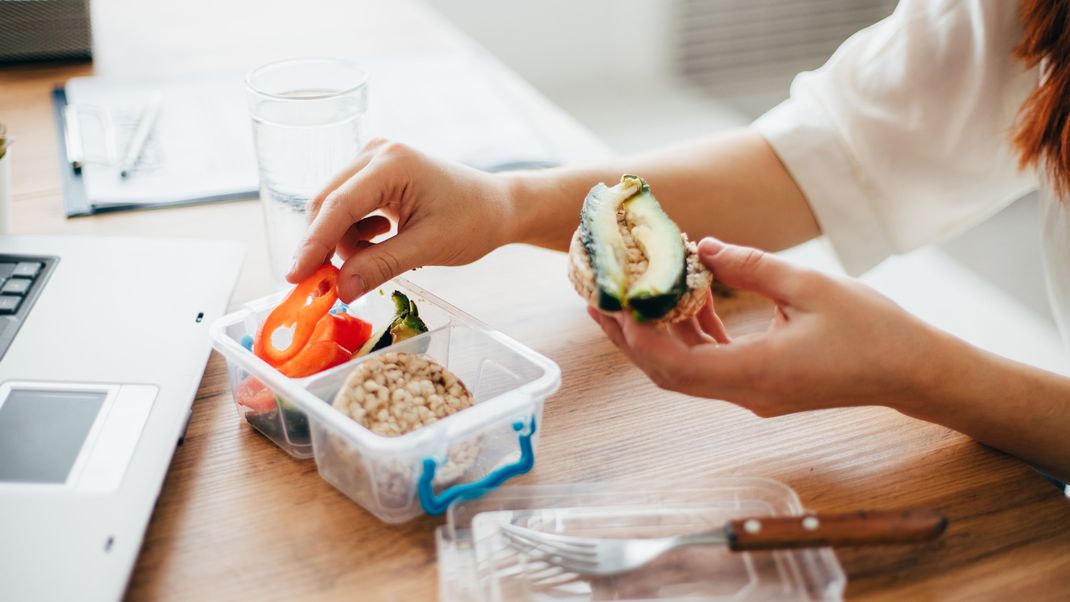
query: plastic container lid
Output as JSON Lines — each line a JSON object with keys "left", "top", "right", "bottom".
{"left": 437, "top": 478, "right": 846, "bottom": 601}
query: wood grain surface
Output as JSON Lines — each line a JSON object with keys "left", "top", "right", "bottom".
{"left": 2, "top": 1, "right": 1068, "bottom": 600}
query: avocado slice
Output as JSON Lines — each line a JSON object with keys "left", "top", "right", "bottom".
{"left": 365, "top": 291, "right": 429, "bottom": 353}
{"left": 578, "top": 176, "right": 641, "bottom": 312}
{"left": 623, "top": 178, "right": 688, "bottom": 321}
{"left": 579, "top": 174, "right": 688, "bottom": 321}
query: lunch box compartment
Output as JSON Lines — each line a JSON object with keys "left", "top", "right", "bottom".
{"left": 210, "top": 278, "right": 560, "bottom": 522}
{"left": 223, "top": 367, "right": 312, "bottom": 453}
{"left": 213, "top": 280, "right": 459, "bottom": 458}
{"left": 304, "top": 324, "right": 550, "bottom": 523}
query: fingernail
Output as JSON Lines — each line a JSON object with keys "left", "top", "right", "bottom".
{"left": 286, "top": 258, "right": 298, "bottom": 278}
{"left": 698, "top": 237, "right": 725, "bottom": 257}
{"left": 347, "top": 274, "right": 367, "bottom": 300}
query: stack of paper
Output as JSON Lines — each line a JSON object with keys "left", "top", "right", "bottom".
{"left": 58, "top": 52, "right": 559, "bottom": 214}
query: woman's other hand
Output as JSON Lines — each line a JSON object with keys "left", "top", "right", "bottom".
{"left": 588, "top": 237, "right": 942, "bottom": 417}
{"left": 287, "top": 139, "right": 520, "bottom": 302}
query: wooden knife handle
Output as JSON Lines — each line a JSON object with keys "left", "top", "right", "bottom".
{"left": 726, "top": 509, "right": 948, "bottom": 551}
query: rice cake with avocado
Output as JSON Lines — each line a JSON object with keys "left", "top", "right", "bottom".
{"left": 569, "top": 174, "right": 712, "bottom": 323}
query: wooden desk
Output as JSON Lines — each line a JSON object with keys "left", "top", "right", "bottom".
{"left": 3, "top": 1, "right": 1068, "bottom": 600}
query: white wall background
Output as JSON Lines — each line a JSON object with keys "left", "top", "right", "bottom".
{"left": 422, "top": 0, "right": 886, "bottom": 153}
{"left": 424, "top": 0, "right": 677, "bottom": 94}
{"left": 424, "top": 0, "right": 753, "bottom": 153}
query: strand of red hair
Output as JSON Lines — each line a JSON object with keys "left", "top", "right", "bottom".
{"left": 1015, "top": 0, "right": 1070, "bottom": 197}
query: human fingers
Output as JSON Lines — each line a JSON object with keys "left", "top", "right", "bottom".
{"left": 289, "top": 165, "right": 388, "bottom": 283}
{"left": 587, "top": 307, "right": 631, "bottom": 355}
{"left": 617, "top": 315, "right": 690, "bottom": 358}
{"left": 337, "top": 215, "right": 393, "bottom": 260}
{"left": 696, "top": 289, "right": 731, "bottom": 344}
{"left": 697, "top": 238, "right": 824, "bottom": 310}
{"left": 614, "top": 314, "right": 701, "bottom": 389}
{"left": 603, "top": 308, "right": 768, "bottom": 402}
{"left": 306, "top": 138, "right": 390, "bottom": 224}
{"left": 334, "top": 228, "right": 430, "bottom": 301}
{"left": 670, "top": 317, "right": 716, "bottom": 347}
{"left": 683, "top": 337, "right": 768, "bottom": 401}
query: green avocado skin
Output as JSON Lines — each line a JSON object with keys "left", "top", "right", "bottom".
{"left": 628, "top": 255, "right": 688, "bottom": 321}
{"left": 578, "top": 185, "right": 627, "bottom": 312}
{"left": 579, "top": 223, "right": 625, "bottom": 312}
{"left": 596, "top": 288, "right": 624, "bottom": 313}
{"left": 579, "top": 175, "right": 687, "bottom": 321}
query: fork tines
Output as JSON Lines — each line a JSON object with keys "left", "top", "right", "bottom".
{"left": 499, "top": 523, "right": 600, "bottom": 573}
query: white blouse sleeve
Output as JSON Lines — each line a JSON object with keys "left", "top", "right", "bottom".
{"left": 752, "top": 0, "right": 1039, "bottom": 275}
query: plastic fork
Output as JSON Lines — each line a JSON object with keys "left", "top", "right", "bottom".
{"left": 500, "top": 509, "right": 947, "bottom": 577}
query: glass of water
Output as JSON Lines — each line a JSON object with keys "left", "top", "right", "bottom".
{"left": 245, "top": 58, "right": 368, "bottom": 283}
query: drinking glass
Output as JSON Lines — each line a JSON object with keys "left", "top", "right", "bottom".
{"left": 245, "top": 58, "right": 368, "bottom": 282}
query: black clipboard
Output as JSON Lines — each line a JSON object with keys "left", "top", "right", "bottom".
{"left": 51, "top": 85, "right": 256, "bottom": 217}
{"left": 51, "top": 87, "right": 92, "bottom": 217}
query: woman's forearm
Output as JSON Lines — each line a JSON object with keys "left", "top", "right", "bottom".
{"left": 902, "top": 330, "right": 1070, "bottom": 482}
{"left": 504, "top": 125, "right": 1070, "bottom": 481}
{"left": 503, "top": 128, "right": 820, "bottom": 253}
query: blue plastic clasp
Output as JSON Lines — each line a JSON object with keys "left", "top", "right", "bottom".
{"left": 417, "top": 416, "right": 537, "bottom": 516}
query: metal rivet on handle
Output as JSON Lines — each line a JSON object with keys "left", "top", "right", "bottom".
{"left": 743, "top": 519, "right": 762, "bottom": 534}
{"left": 802, "top": 516, "right": 820, "bottom": 531}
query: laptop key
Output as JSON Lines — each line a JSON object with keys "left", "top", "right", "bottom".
{"left": 1, "top": 279, "right": 30, "bottom": 295}
{"left": 12, "top": 262, "right": 42, "bottom": 279}
{"left": 0, "top": 296, "right": 21, "bottom": 314}
{"left": 0, "top": 255, "right": 56, "bottom": 361}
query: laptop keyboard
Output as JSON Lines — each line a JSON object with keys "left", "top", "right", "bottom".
{"left": 0, "top": 255, "right": 58, "bottom": 361}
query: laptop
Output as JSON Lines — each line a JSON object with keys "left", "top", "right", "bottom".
{"left": 0, "top": 234, "right": 243, "bottom": 601}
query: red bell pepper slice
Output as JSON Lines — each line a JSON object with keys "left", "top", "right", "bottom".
{"left": 234, "top": 376, "right": 277, "bottom": 413}
{"left": 276, "top": 340, "right": 353, "bottom": 378}
{"left": 254, "top": 264, "right": 339, "bottom": 367}
{"left": 323, "top": 313, "right": 374, "bottom": 354}
{"left": 274, "top": 313, "right": 373, "bottom": 377}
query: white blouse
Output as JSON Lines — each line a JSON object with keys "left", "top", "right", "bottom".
{"left": 753, "top": 0, "right": 1070, "bottom": 346}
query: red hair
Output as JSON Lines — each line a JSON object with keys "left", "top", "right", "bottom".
{"left": 1015, "top": 0, "right": 1070, "bottom": 197}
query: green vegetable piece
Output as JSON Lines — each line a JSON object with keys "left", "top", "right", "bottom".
{"left": 579, "top": 174, "right": 688, "bottom": 321}
{"left": 578, "top": 176, "right": 641, "bottom": 312}
{"left": 246, "top": 396, "right": 310, "bottom": 446}
{"left": 370, "top": 291, "right": 429, "bottom": 352}
{"left": 623, "top": 178, "right": 688, "bottom": 321}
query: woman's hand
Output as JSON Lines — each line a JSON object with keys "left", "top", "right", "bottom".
{"left": 287, "top": 138, "right": 520, "bottom": 301}
{"left": 592, "top": 237, "right": 1070, "bottom": 480}
{"left": 589, "top": 237, "right": 943, "bottom": 417}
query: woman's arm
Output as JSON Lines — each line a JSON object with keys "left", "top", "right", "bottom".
{"left": 588, "top": 237, "right": 1070, "bottom": 482}
{"left": 504, "top": 128, "right": 818, "bottom": 253}
{"left": 289, "top": 130, "right": 817, "bottom": 300}
{"left": 905, "top": 334, "right": 1070, "bottom": 482}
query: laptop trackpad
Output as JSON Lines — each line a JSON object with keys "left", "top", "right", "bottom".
{"left": 0, "top": 383, "right": 157, "bottom": 492}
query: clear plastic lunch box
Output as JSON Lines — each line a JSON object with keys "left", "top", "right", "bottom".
{"left": 437, "top": 478, "right": 847, "bottom": 601}
{"left": 209, "top": 278, "right": 561, "bottom": 523}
